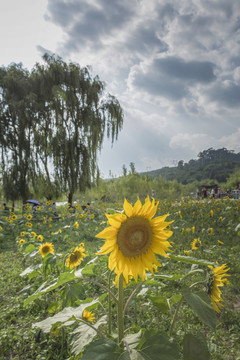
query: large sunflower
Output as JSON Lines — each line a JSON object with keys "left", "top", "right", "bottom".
{"left": 39, "top": 242, "right": 54, "bottom": 258}
{"left": 66, "top": 246, "right": 86, "bottom": 269}
{"left": 96, "top": 197, "right": 173, "bottom": 283}
{"left": 208, "top": 264, "right": 230, "bottom": 312}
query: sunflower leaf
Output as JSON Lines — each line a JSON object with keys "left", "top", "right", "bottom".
{"left": 182, "top": 289, "right": 216, "bottom": 330}
{"left": 24, "top": 272, "right": 77, "bottom": 306}
{"left": 70, "top": 315, "right": 107, "bottom": 355}
{"left": 183, "top": 333, "right": 210, "bottom": 360}
{"left": 81, "top": 338, "right": 120, "bottom": 360}
{"left": 169, "top": 254, "right": 215, "bottom": 266}
{"left": 137, "top": 330, "right": 180, "bottom": 359}
{"left": 32, "top": 299, "right": 98, "bottom": 332}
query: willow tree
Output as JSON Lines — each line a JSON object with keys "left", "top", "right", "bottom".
{"left": 0, "top": 64, "right": 36, "bottom": 203}
{"left": 35, "top": 54, "right": 123, "bottom": 204}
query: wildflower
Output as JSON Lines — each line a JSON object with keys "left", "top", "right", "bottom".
{"left": 82, "top": 309, "right": 95, "bottom": 323}
{"left": 39, "top": 242, "right": 54, "bottom": 258}
{"left": 96, "top": 197, "right": 173, "bottom": 284}
{"left": 66, "top": 246, "right": 86, "bottom": 269}
{"left": 208, "top": 264, "right": 230, "bottom": 312}
{"left": 191, "top": 238, "right": 201, "bottom": 250}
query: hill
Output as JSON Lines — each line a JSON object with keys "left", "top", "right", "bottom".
{"left": 141, "top": 148, "right": 240, "bottom": 184}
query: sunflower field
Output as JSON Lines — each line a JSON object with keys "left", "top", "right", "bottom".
{"left": 0, "top": 197, "right": 240, "bottom": 360}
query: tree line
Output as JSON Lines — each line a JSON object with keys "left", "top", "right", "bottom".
{"left": 0, "top": 54, "right": 123, "bottom": 206}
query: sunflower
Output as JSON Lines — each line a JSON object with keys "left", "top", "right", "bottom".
{"left": 96, "top": 197, "right": 173, "bottom": 283}
{"left": 74, "top": 221, "right": 79, "bottom": 229}
{"left": 27, "top": 214, "right": 32, "bottom": 221}
{"left": 19, "top": 239, "right": 25, "bottom": 245}
{"left": 66, "top": 246, "right": 86, "bottom": 269}
{"left": 31, "top": 231, "right": 36, "bottom": 238}
{"left": 20, "top": 231, "right": 25, "bottom": 237}
{"left": 39, "top": 242, "right": 54, "bottom": 258}
{"left": 191, "top": 238, "right": 201, "bottom": 250}
{"left": 37, "top": 235, "right": 43, "bottom": 242}
{"left": 12, "top": 214, "right": 17, "bottom": 220}
{"left": 208, "top": 264, "right": 230, "bottom": 312}
{"left": 82, "top": 309, "right": 95, "bottom": 323}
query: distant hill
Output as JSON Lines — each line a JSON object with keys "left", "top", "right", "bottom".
{"left": 140, "top": 148, "right": 240, "bottom": 184}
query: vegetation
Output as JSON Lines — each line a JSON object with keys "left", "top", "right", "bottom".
{"left": 141, "top": 148, "right": 240, "bottom": 185}
{"left": 0, "top": 54, "right": 123, "bottom": 205}
{"left": 0, "top": 196, "right": 240, "bottom": 359}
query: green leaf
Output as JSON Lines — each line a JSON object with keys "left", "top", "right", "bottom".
{"left": 149, "top": 296, "right": 169, "bottom": 313}
{"left": 138, "top": 330, "right": 180, "bottom": 360}
{"left": 24, "top": 244, "right": 36, "bottom": 254}
{"left": 82, "top": 263, "right": 96, "bottom": 276}
{"left": 119, "top": 350, "right": 145, "bottom": 360}
{"left": 81, "top": 338, "right": 120, "bottom": 360}
{"left": 183, "top": 333, "right": 210, "bottom": 360}
{"left": 33, "top": 299, "right": 98, "bottom": 332}
{"left": 124, "top": 331, "right": 142, "bottom": 349}
{"left": 20, "top": 264, "right": 42, "bottom": 277}
{"left": 71, "top": 315, "right": 107, "bottom": 355}
{"left": 61, "top": 283, "right": 85, "bottom": 307}
{"left": 154, "top": 274, "right": 182, "bottom": 281}
{"left": 24, "top": 272, "right": 77, "bottom": 306}
{"left": 182, "top": 289, "right": 216, "bottom": 330}
{"left": 169, "top": 254, "right": 215, "bottom": 266}
{"left": 169, "top": 294, "right": 182, "bottom": 307}
{"left": 47, "top": 302, "right": 60, "bottom": 314}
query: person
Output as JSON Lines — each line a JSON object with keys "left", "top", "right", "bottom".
{"left": 152, "top": 190, "right": 156, "bottom": 200}
{"left": 211, "top": 188, "right": 215, "bottom": 198}
{"left": 3, "top": 203, "right": 9, "bottom": 214}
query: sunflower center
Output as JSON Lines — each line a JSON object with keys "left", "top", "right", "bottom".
{"left": 117, "top": 217, "right": 153, "bottom": 257}
{"left": 42, "top": 245, "right": 50, "bottom": 254}
{"left": 70, "top": 251, "right": 81, "bottom": 262}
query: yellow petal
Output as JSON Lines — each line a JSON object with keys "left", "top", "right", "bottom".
{"left": 123, "top": 198, "right": 133, "bottom": 217}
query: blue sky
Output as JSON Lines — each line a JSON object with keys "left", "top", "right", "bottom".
{"left": 1, "top": 0, "right": 240, "bottom": 178}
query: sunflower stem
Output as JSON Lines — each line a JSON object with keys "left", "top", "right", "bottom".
{"left": 123, "top": 280, "right": 145, "bottom": 315}
{"left": 108, "top": 271, "right": 112, "bottom": 335}
{"left": 117, "top": 273, "right": 124, "bottom": 349}
{"left": 169, "top": 296, "right": 184, "bottom": 336}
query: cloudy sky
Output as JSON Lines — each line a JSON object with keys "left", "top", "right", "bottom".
{"left": 1, "top": 0, "right": 240, "bottom": 177}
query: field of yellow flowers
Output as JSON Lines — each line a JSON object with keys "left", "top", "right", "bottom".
{"left": 0, "top": 197, "right": 240, "bottom": 360}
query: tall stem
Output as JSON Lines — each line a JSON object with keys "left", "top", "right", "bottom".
{"left": 108, "top": 271, "right": 112, "bottom": 335}
{"left": 118, "top": 273, "right": 124, "bottom": 349}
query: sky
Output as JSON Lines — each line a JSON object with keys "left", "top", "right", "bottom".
{"left": 1, "top": 0, "right": 240, "bottom": 178}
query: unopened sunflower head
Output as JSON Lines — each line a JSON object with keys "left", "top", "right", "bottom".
{"left": 96, "top": 196, "right": 173, "bottom": 284}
